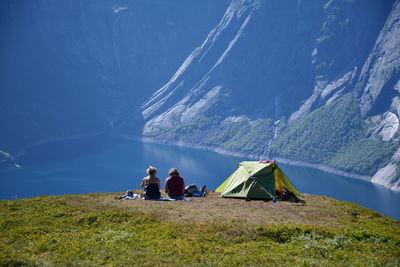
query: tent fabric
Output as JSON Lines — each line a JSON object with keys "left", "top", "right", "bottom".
{"left": 216, "top": 161, "right": 301, "bottom": 200}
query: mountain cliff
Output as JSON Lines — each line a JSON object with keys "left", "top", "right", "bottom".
{"left": 1, "top": 0, "right": 399, "bottom": 190}
{"left": 142, "top": 0, "right": 400, "bottom": 191}
{"left": 0, "top": 0, "right": 229, "bottom": 153}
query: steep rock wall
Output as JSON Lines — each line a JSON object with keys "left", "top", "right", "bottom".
{"left": 142, "top": 0, "right": 399, "bottom": 191}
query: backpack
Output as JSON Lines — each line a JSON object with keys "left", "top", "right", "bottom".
{"left": 184, "top": 184, "right": 207, "bottom": 197}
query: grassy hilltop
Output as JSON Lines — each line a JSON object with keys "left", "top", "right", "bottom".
{"left": 1, "top": 192, "right": 399, "bottom": 266}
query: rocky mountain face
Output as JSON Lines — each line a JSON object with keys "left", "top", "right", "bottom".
{"left": 1, "top": 0, "right": 399, "bottom": 191}
{"left": 142, "top": 0, "right": 400, "bottom": 191}
{"left": 0, "top": 0, "right": 229, "bottom": 153}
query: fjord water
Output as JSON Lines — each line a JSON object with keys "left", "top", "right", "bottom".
{"left": 1, "top": 136, "right": 399, "bottom": 220}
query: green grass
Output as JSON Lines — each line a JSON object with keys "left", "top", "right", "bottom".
{"left": 1, "top": 192, "right": 399, "bottom": 266}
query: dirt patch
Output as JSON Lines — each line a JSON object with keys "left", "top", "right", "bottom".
{"left": 102, "top": 191, "right": 351, "bottom": 227}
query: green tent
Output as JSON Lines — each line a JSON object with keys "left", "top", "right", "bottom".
{"left": 216, "top": 161, "right": 301, "bottom": 200}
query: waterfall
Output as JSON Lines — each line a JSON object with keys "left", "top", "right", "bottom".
{"left": 260, "top": 96, "right": 281, "bottom": 159}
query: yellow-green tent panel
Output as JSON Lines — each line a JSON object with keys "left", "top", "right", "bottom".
{"left": 216, "top": 161, "right": 301, "bottom": 200}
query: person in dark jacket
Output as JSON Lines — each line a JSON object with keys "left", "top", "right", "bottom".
{"left": 140, "top": 166, "right": 161, "bottom": 199}
{"left": 165, "top": 168, "right": 185, "bottom": 200}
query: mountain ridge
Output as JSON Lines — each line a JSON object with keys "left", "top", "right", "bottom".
{"left": 1, "top": 0, "right": 399, "bottom": 191}
{"left": 142, "top": 0, "right": 400, "bottom": 191}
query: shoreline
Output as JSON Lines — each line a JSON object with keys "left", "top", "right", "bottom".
{"left": 140, "top": 137, "right": 372, "bottom": 182}
{"left": 0, "top": 133, "right": 375, "bottom": 183}
{"left": 13, "top": 132, "right": 104, "bottom": 159}
{"left": 273, "top": 157, "right": 371, "bottom": 181}
{"left": 0, "top": 132, "right": 104, "bottom": 173}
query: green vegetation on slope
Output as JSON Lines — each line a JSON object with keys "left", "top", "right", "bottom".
{"left": 144, "top": 94, "right": 397, "bottom": 177}
{"left": 146, "top": 116, "right": 273, "bottom": 155}
{"left": 270, "top": 95, "right": 396, "bottom": 175}
{"left": 1, "top": 193, "right": 399, "bottom": 266}
{"left": 204, "top": 118, "right": 273, "bottom": 154}
{"left": 329, "top": 138, "right": 396, "bottom": 174}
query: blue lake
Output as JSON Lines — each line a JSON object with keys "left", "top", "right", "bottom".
{"left": 1, "top": 135, "right": 399, "bottom": 220}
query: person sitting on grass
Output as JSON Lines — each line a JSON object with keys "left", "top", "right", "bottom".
{"left": 140, "top": 166, "right": 161, "bottom": 199}
{"left": 165, "top": 168, "right": 185, "bottom": 200}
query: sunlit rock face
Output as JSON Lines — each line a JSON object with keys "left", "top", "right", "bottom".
{"left": 372, "top": 148, "right": 400, "bottom": 191}
{"left": 359, "top": 1, "right": 400, "bottom": 118}
{"left": 143, "top": 0, "right": 397, "bottom": 130}
{"left": 359, "top": 1, "right": 400, "bottom": 191}
{"left": 367, "top": 112, "right": 399, "bottom": 142}
{"left": 1, "top": 0, "right": 399, "bottom": 190}
{"left": 142, "top": 0, "right": 400, "bottom": 191}
{"left": 142, "top": 0, "right": 267, "bottom": 134}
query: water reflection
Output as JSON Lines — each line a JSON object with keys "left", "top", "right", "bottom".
{"left": 281, "top": 163, "right": 400, "bottom": 219}
{"left": 0, "top": 137, "right": 399, "bottom": 219}
{"left": 142, "top": 142, "right": 240, "bottom": 187}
